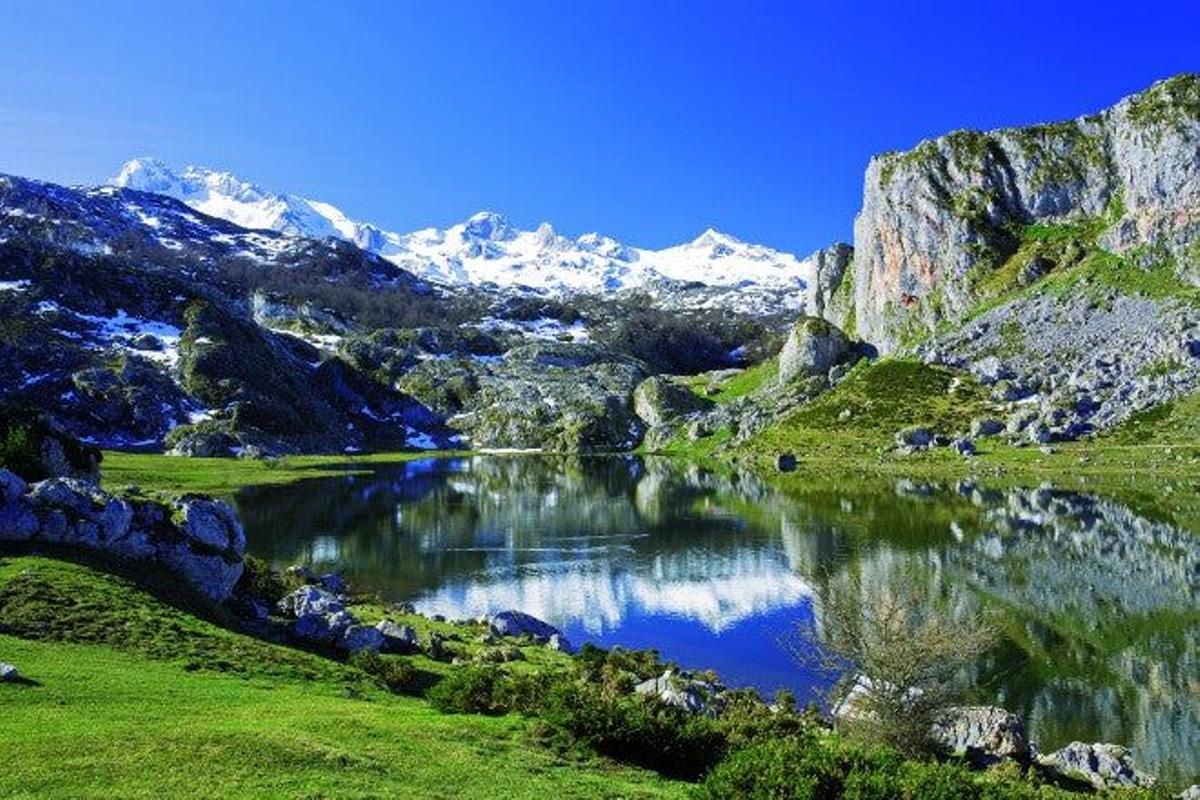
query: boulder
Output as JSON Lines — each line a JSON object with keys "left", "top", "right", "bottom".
{"left": 776, "top": 453, "right": 798, "bottom": 472}
{"left": 778, "top": 317, "right": 852, "bottom": 384}
{"left": 932, "top": 706, "right": 1031, "bottom": 763}
{"left": 487, "top": 610, "right": 564, "bottom": 644}
{"left": 341, "top": 624, "right": 386, "bottom": 653}
{"left": 970, "top": 418, "right": 1005, "bottom": 437}
{"left": 1039, "top": 742, "right": 1154, "bottom": 790}
{"left": 376, "top": 620, "right": 419, "bottom": 654}
{"left": 0, "top": 662, "right": 19, "bottom": 682}
{"left": 176, "top": 498, "right": 246, "bottom": 554}
{"left": 0, "top": 469, "right": 27, "bottom": 502}
{"left": 294, "top": 609, "right": 354, "bottom": 644}
{"left": 278, "top": 585, "right": 344, "bottom": 618}
{"left": 634, "top": 670, "right": 724, "bottom": 716}
{"left": 895, "top": 427, "right": 934, "bottom": 450}
{"left": 950, "top": 437, "right": 976, "bottom": 457}
{"left": 633, "top": 376, "right": 706, "bottom": 428}
{"left": 0, "top": 498, "right": 38, "bottom": 541}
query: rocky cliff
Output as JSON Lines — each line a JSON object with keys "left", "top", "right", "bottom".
{"left": 850, "top": 74, "right": 1200, "bottom": 352}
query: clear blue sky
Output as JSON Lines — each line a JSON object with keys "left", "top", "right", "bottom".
{"left": 1, "top": 1, "right": 1196, "bottom": 255}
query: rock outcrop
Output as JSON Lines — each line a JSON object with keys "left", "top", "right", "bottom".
{"left": 778, "top": 317, "right": 853, "bottom": 384}
{"left": 803, "top": 243, "right": 855, "bottom": 331}
{"left": 0, "top": 468, "right": 244, "bottom": 600}
{"left": 850, "top": 74, "right": 1200, "bottom": 352}
{"left": 1039, "top": 742, "right": 1155, "bottom": 790}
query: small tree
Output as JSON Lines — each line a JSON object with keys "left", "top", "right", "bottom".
{"left": 790, "top": 574, "right": 997, "bottom": 757}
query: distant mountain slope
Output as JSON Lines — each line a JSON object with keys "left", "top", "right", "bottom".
{"left": 111, "top": 158, "right": 818, "bottom": 308}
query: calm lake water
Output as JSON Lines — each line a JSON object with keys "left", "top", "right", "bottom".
{"left": 235, "top": 455, "right": 1200, "bottom": 784}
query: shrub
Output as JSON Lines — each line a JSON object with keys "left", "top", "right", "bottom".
{"left": 234, "top": 556, "right": 287, "bottom": 605}
{"left": 427, "top": 666, "right": 510, "bottom": 714}
{"left": 347, "top": 651, "right": 426, "bottom": 696}
{"left": 535, "top": 681, "right": 726, "bottom": 780}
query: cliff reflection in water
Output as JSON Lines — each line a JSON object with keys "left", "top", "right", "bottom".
{"left": 234, "top": 456, "right": 1199, "bottom": 784}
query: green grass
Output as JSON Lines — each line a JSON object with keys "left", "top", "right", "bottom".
{"left": 742, "top": 359, "right": 995, "bottom": 462}
{"left": 0, "top": 556, "right": 683, "bottom": 799}
{"left": 100, "top": 450, "right": 467, "bottom": 497}
{"left": 683, "top": 357, "right": 778, "bottom": 404}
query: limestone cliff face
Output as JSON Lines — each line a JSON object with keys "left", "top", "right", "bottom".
{"left": 849, "top": 74, "right": 1200, "bottom": 352}
{"left": 802, "top": 243, "right": 855, "bottom": 332}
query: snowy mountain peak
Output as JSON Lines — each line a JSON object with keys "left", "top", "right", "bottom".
{"left": 461, "top": 210, "right": 515, "bottom": 242}
{"left": 107, "top": 158, "right": 817, "bottom": 313}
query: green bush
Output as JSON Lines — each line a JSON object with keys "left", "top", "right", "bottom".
{"left": 535, "top": 681, "right": 726, "bottom": 780}
{"left": 699, "top": 738, "right": 918, "bottom": 800}
{"left": 898, "top": 761, "right": 980, "bottom": 800}
{"left": 427, "top": 666, "right": 510, "bottom": 714}
{"left": 234, "top": 556, "right": 287, "bottom": 605}
{"left": 346, "top": 651, "right": 425, "bottom": 696}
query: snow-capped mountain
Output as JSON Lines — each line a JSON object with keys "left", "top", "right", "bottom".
{"left": 112, "top": 158, "right": 815, "bottom": 310}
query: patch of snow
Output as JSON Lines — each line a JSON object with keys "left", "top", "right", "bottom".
{"left": 0, "top": 279, "right": 31, "bottom": 292}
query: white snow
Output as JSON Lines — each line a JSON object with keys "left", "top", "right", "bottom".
{"left": 111, "top": 158, "right": 818, "bottom": 310}
{"left": 477, "top": 316, "right": 590, "bottom": 342}
{"left": 0, "top": 279, "right": 31, "bottom": 292}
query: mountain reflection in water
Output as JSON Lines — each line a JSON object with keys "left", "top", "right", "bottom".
{"left": 234, "top": 456, "right": 1199, "bottom": 785}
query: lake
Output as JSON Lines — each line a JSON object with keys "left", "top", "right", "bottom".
{"left": 234, "top": 455, "right": 1199, "bottom": 784}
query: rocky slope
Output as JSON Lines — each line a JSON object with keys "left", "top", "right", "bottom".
{"left": 848, "top": 74, "right": 1199, "bottom": 352}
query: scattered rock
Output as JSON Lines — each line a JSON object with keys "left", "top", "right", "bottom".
{"left": 487, "top": 610, "right": 564, "bottom": 644}
{"left": 894, "top": 426, "right": 934, "bottom": 450}
{"left": 634, "top": 669, "right": 725, "bottom": 716}
{"left": 950, "top": 437, "right": 976, "bottom": 457}
{"left": 776, "top": 453, "right": 797, "bottom": 472}
{"left": 376, "top": 620, "right": 419, "bottom": 654}
{"left": 1039, "top": 742, "right": 1154, "bottom": 790}
{"left": 932, "top": 706, "right": 1031, "bottom": 764}
{"left": 633, "top": 376, "right": 706, "bottom": 428}
{"left": 341, "top": 624, "right": 386, "bottom": 653}
{"left": 0, "top": 662, "right": 19, "bottom": 682}
{"left": 970, "top": 418, "right": 1004, "bottom": 438}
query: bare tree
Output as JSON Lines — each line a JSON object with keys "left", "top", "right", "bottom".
{"left": 788, "top": 572, "right": 998, "bottom": 756}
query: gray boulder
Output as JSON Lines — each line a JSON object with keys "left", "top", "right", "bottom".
{"left": 278, "top": 586, "right": 344, "bottom": 618}
{"left": 177, "top": 498, "right": 246, "bottom": 554}
{"left": 778, "top": 317, "right": 852, "bottom": 384}
{"left": 895, "top": 426, "right": 934, "bottom": 450}
{"left": 0, "top": 498, "right": 38, "bottom": 541}
{"left": 1039, "top": 742, "right": 1154, "bottom": 790}
{"left": 932, "top": 706, "right": 1030, "bottom": 763}
{"left": 0, "top": 469, "right": 27, "bottom": 502}
{"left": 633, "top": 376, "right": 705, "bottom": 428}
{"left": 376, "top": 620, "right": 419, "bottom": 654}
{"left": 970, "top": 418, "right": 1005, "bottom": 437}
{"left": 634, "top": 670, "right": 725, "bottom": 716}
{"left": 488, "top": 610, "right": 563, "bottom": 644}
{"left": 294, "top": 609, "right": 354, "bottom": 644}
{"left": 0, "top": 662, "right": 19, "bottom": 682}
{"left": 950, "top": 437, "right": 976, "bottom": 456}
{"left": 341, "top": 624, "right": 386, "bottom": 653}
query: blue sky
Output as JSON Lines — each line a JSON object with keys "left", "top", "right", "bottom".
{"left": 1, "top": 1, "right": 1196, "bottom": 254}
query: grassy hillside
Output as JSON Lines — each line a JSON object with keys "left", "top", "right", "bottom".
{"left": 0, "top": 556, "right": 682, "bottom": 800}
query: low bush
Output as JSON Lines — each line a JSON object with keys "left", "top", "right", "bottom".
{"left": 535, "top": 681, "right": 727, "bottom": 780}
{"left": 234, "top": 556, "right": 287, "bottom": 605}
{"left": 347, "top": 651, "right": 427, "bottom": 696}
{"left": 426, "top": 666, "right": 510, "bottom": 714}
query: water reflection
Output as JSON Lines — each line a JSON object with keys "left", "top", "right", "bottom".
{"left": 235, "top": 456, "right": 1199, "bottom": 784}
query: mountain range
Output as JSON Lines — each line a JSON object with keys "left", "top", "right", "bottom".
{"left": 112, "top": 158, "right": 817, "bottom": 309}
